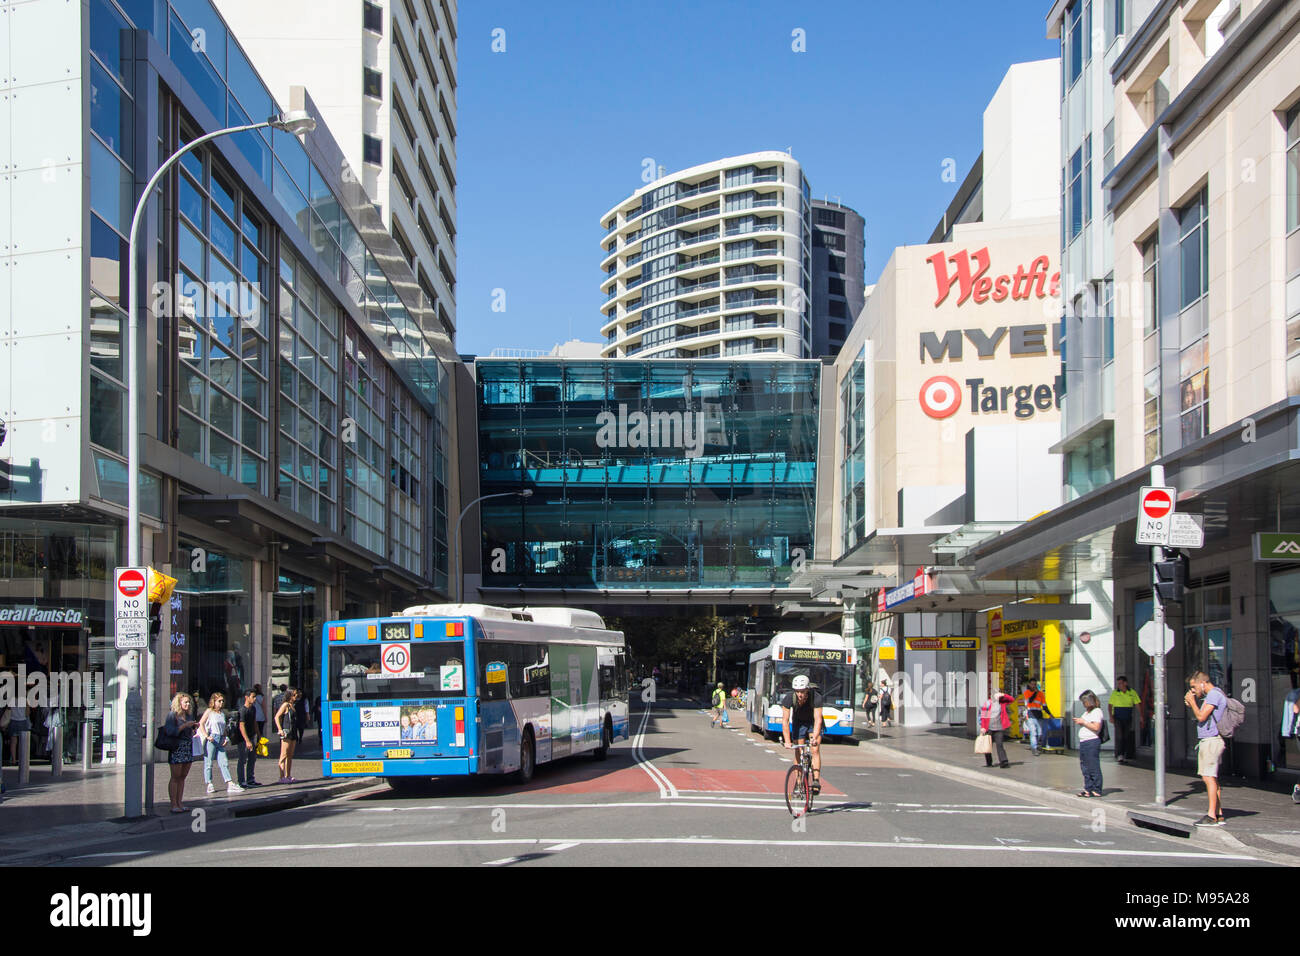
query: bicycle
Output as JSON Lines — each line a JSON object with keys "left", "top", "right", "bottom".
{"left": 784, "top": 737, "right": 817, "bottom": 818}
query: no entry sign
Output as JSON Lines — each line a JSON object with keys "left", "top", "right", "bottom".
{"left": 117, "top": 568, "right": 146, "bottom": 597}
{"left": 114, "top": 567, "right": 149, "bottom": 650}
{"left": 1135, "top": 486, "right": 1176, "bottom": 545}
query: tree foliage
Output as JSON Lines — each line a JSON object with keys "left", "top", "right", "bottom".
{"left": 609, "top": 613, "right": 735, "bottom": 667}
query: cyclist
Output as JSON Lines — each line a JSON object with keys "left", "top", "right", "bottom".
{"left": 781, "top": 675, "right": 824, "bottom": 794}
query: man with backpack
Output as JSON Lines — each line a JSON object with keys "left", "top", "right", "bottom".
{"left": 1183, "top": 671, "right": 1236, "bottom": 827}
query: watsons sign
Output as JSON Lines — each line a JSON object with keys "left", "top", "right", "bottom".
{"left": 594, "top": 403, "right": 727, "bottom": 459}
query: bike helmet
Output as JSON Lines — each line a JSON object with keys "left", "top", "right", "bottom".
{"left": 791, "top": 675, "right": 810, "bottom": 691}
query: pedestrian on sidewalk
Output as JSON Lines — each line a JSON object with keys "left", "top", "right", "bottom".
{"left": 164, "top": 693, "right": 200, "bottom": 813}
{"left": 198, "top": 692, "right": 243, "bottom": 794}
{"left": 236, "top": 689, "right": 261, "bottom": 787}
{"left": 6, "top": 702, "right": 31, "bottom": 765}
{"left": 1021, "top": 680, "right": 1046, "bottom": 755}
{"left": 253, "top": 683, "right": 266, "bottom": 738}
{"left": 1109, "top": 676, "right": 1140, "bottom": 763}
{"left": 1184, "top": 671, "right": 1227, "bottom": 826}
{"left": 863, "top": 681, "right": 877, "bottom": 728}
{"left": 275, "top": 687, "right": 300, "bottom": 783}
{"left": 1074, "top": 690, "right": 1105, "bottom": 797}
{"left": 980, "top": 691, "right": 1014, "bottom": 768}
{"left": 879, "top": 681, "right": 894, "bottom": 728}
{"left": 710, "top": 682, "right": 726, "bottom": 727}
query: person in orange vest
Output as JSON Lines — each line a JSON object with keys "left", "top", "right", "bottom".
{"left": 1021, "top": 680, "right": 1047, "bottom": 756}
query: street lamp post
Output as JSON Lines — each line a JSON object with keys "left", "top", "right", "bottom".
{"left": 122, "top": 110, "right": 315, "bottom": 819}
{"left": 450, "top": 490, "right": 532, "bottom": 603}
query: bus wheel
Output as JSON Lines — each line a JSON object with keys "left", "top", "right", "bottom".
{"left": 387, "top": 777, "right": 425, "bottom": 795}
{"left": 593, "top": 719, "right": 612, "bottom": 761}
{"left": 515, "top": 729, "right": 535, "bottom": 784}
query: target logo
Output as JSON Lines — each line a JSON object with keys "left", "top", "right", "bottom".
{"left": 919, "top": 375, "right": 962, "bottom": 419}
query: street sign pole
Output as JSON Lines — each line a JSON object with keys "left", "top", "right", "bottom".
{"left": 1150, "top": 466, "right": 1168, "bottom": 808}
{"left": 115, "top": 567, "right": 150, "bottom": 818}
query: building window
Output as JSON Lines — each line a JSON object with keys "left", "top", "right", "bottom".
{"left": 1064, "top": 0, "right": 1091, "bottom": 88}
{"left": 1106, "top": 0, "right": 1125, "bottom": 45}
{"left": 815, "top": 207, "right": 845, "bottom": 229}
{"left": 363, "top": 134, "right": 383, "bottom": 165}
{"left": 343, "top": 331, "right": 388, "bottom": 555}
{"left": 277, "top": 250, "right": 339, "bottom": 528}
{"left": 363, "top": 0, "right": 383, "bottom": 33}
{"left": 827, "top": 276, "right": 846, "bottom": 296}
{"left": 1286, "top": 105, "right": 1300, "bottom": 395}
{"left": 363, "top": 67, "right": 383, "bottom": 99}
{"left": 1142, "top": 237, "right": 1160, "bottom": 463}
{"left": 1065, "top": 136, "right": 1091, "bottom": 241}
{"left": 171, "top": 132, "right": 271, "bottom": 491}
{"left": 1177, "top": 187, "right": 1210, "bottom": 446}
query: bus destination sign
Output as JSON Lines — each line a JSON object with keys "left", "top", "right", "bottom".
{"left": 783, "top": 648, "right": 844, "bottom": 663}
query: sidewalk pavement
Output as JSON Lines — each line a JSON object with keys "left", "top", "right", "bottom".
{"left": 853, "top": 723, "right": 1300, "bottom": 864}
{"left": 0, "top": 733, "right": 375, "bottom": 865}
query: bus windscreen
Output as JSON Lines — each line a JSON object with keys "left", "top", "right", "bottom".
{"left": 774, "top": 660, "right": 853, "bottom": 706}
{"left": 329, "top": 641, "right": 466, "bottom": 700}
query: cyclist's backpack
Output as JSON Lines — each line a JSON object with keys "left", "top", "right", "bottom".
{"left": 1217, "top": 696, "right": 1246, "bottom": 739}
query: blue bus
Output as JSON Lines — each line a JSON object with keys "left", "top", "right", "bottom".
{"left": 322, "top": 604, "right": 630, "bottom": 788}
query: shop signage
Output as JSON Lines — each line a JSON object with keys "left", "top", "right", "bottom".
{"left": 877, "top": 637, "right": 897, "bottom": 661}
{"left": 1253, "top": 532, "right": 1300, "bottom": 561}
{"left": 925, "top": 249, "right": 1061, "bottom": 308}
{"left": 0, "top": 607, "right": 85, "bottom": 627}
{"left": 904, "top": 637, "right": 981, "bottom": 650}
{"left": 919, "top": 324, "right": 1064, "bottom": 362}
{"left": 878, "top": 568, "right": 933, "bottom": 611}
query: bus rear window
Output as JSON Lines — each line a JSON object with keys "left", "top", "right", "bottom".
{"left": 329, "top": 641, "right": 467, "bottom": 700}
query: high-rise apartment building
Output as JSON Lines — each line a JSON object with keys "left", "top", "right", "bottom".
{"left": 599, "top": 152, "right": 814, "bottom": 359}
{"left": 810, "top": 199, "right": 866, "bottom": 358}
{"left": 214, "top": 0, "right": 458, "bottom": 340}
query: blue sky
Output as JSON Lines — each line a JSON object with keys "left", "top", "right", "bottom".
{"left": 454, "top": 1, "right": 1059, "bottom": 356}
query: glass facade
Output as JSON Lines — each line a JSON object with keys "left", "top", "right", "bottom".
{"left": 477, "top": 360, "right": 818, "bottom": 589}
{"left": 840, "top": 347, "right": 867, "bottom": 554}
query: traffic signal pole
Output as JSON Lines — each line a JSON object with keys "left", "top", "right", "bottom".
{"left": 1151, "top": 465, "right": 1167, "bottom": 808}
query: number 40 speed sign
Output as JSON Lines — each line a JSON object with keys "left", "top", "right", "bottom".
{"left": 380, "top": 642, "right": 411, "bottom": 677}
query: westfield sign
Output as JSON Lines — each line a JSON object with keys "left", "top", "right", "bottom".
{"left": 925, "top": 247, "right": 1060, "bottom": 307}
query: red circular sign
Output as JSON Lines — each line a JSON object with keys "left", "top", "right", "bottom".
{"left": 117, "top": 569, "right": 146, "bottom": 597}
{"left": 919, "top": 375, "right": 962, "bottom": 419}
{"left": 1142, "top": 490, "right": 1173, "bottom": 519}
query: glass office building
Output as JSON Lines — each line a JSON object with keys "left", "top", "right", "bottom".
{"left": 476, "top": 360, "right": 819, "bottom": 590}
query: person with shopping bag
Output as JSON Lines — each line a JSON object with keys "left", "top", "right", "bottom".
{"left": 236, "top": 689, "right": 262, "bottom": 787}
{"left": 979, "top": 690, "right": 1016, "bottom": 768}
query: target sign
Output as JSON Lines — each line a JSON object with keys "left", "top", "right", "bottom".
{"left": 919, "top": 375, "right": 962, "bottom": 419}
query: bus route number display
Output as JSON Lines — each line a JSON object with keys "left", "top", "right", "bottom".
{"left": 784, "top": 648, "right": 844, "bottom": 663}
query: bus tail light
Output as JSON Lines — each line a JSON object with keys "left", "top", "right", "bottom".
{"left": 445, "top": 621, "right": 464, "bottom": 637}
{"left": 331, "top": 710, "right": 342, "bottom": 750}
{"left": 329, "top": 626, "right": 345, "bottom": 641}
{"left": 454, "top": 706, "right": 465, "bottom": 747}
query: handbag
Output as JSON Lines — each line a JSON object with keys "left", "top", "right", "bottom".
{"left": 974, "top": 732, "right": 993, "bottom": 755}
{"left": 1098, "top": 719, "right": 1110, "bottom": 744}
{"left": 153, "top": 725, "right": 179, "bottom": 752}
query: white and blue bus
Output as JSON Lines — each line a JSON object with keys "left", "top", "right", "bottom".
{"left": 321, "top": 604, "right": 630, "bottom": 788}
{"left": 747, "top": 631, "right": 856, "bottom": 739}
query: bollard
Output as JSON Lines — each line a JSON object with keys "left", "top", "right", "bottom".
{"left": 82, "top": 720, "right": 93, "bottom": 771}
{"left": 17, "top": 730, "right": 30, "bottom": 785}
{"left": 50, "top": 722, "right": 62, "bottom": 778}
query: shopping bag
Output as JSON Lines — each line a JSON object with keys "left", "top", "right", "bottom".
{"left": 255, "top": 737, "right": 269, "bottom": 757}
{"left": 974, "top": 732, "right": 993, "bottom": 755}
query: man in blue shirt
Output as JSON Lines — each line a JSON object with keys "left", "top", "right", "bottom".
{"left": 1184, "top": 671, "right": 1227, "bottom": 827}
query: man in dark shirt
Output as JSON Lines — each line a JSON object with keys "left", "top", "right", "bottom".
{"left": 237, "top": 689, "right": 261, "bottom": 787}
{"left": 781, "top": 675, "right": 824, "bottom": 794}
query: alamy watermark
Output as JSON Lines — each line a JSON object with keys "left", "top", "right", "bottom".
{"left": 0, "top": 666, "right": 100, "bottom": 710}
{"left": 594, "top": 403, "right": 728, "bottom": 460}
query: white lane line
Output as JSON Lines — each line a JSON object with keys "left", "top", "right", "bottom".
{"left": 213, "top": 836, "right": 1262, "bottom": 862}
{"left": 630, "top": 706, "right": 678, "bottom": 799}
{"left": 66, "top": 851, "right": 151, "bottom": 859}
{"left": 483, "top": 840, "right": 578, "bottom": 866}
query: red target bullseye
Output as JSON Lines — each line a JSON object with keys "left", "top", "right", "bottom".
{"left": 919, "top": 375, "right": 962, "bottom": 419}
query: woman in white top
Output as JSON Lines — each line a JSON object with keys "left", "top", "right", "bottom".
{"left": 198, "top": 692, "right": 244, "bottom": 794}
{"left": 1073, "top": 690, "right": 1105, "bottom": 797}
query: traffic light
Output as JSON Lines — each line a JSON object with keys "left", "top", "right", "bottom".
{"left": 1153, "top": 550, "right": 1189, "bottom": 603}
{"left": 148, "top": 601, "right": 163, "bottom": 639}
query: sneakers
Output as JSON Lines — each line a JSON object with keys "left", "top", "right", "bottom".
{"left": 1194, "top": 814, "right": 1219, "bottom": 827}
{"left": 206, "top": 783, "right": 216, "bottom": 794}
{"left": 1292, "top": 784, "right": 1300, "bottom": 805}
{"left": 227, "top": 783, "right": 244, "bottom": 793}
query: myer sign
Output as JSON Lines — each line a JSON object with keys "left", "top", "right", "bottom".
{"left": 595, "top": 402, "right": 727, "bottom": 459}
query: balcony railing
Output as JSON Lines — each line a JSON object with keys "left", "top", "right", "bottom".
{"left": 724, "top": 270, "right": 779, "bottom": 285}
